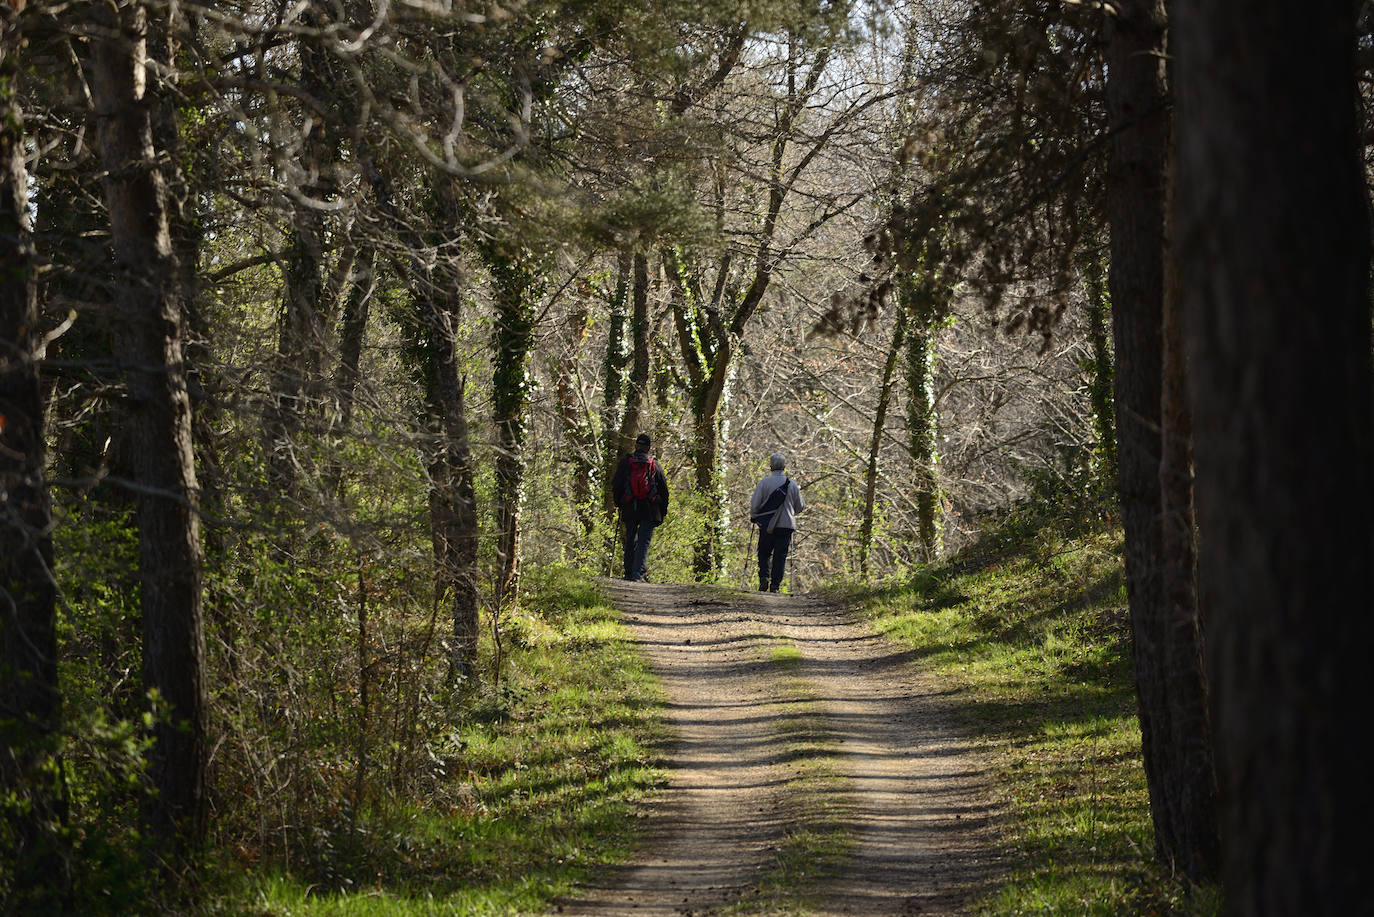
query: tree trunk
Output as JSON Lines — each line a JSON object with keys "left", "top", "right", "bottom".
{"left": 1173, "top": 1, "right": 1372, "bottom": 910}
{"left": 419, "top": 294, "right": 480, "bottom": 680}
{"left": 333, "top": 247, "right": 377, "bottom": 432}
{"left": 858, "top": 308, "right": 907, "bottom": 578}
{"left": 267, "top": 17, "right": 341, "bottom": 515}
{"left": 1080, "top": 252, "right": 1116, "bottom": 485}
{"left": 600, "top": 250, "right": 632, "bottom": 519}
{"left": 486, "top": 247, "right": 541, "bottom": 608}
{"left": 1, "top": 17, "right": 67, "bottom": 904}
{"left": 1104, "top": 0, "right": 1177, "bottom": 871}
{"left": 903, "top": 275, "right": 942, "bottom": 563}
{"left": 552, "top": 303, "right": 597, "bottom": 529}
{"left": 90, "top": 3, "right": 207, "bottom": 862}
{"left": 1158, "top": 188, "right": 1219, "bottom": 879}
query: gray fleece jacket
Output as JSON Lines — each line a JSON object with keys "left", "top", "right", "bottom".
{"left": 748, "top": 471, "right": 806, "bottom": 531}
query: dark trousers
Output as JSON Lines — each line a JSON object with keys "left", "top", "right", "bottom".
{"left": 623, "top": 517, "right": 656, "bottom": 580}
{"left": 757, "top": 527, "right": 794, "bottom": 591}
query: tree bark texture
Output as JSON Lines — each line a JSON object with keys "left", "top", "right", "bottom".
{"left": 1, "top": 13, "right": 68, "bottom": 903}
{"left": 1104, "top": 0, "right": 1180, "bottom": 872}
{"left": 1173, "top": 2, "right": 1372, "bottom": 910}
{"left": 1158, "top": 188, "right": 1219, "bottom": 879}
{"left": 90, "top": 2, "right": 208, "bottom": 860}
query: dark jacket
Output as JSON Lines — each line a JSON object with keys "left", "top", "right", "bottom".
{"left": 611, "top": 451, "right": 669, "bottom": 524}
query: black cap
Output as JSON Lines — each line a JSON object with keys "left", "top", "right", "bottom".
{"left": 635, "top": 433, "right": 651, "bottom": 450}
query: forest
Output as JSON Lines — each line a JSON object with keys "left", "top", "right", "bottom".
{"left": 1, "top": 0, "right": 1370, "bottom": 914}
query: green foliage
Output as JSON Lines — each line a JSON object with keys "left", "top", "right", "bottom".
{"left": 213, "top": 567, "right": 668, "bottom": 916}
{"left": 837, "top": 516, "right": 1220, "bottom": 916}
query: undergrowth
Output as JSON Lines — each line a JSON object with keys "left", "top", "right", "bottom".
{"left": 213, "top": 567, "right": 668, "bottom": 916}
{"left": 837, "top": 497, "right": 1222, "bottom": 916}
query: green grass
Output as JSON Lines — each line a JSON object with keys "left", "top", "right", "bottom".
{"left": 837, "top": 522, "right": 1222, "bottom": 917}
{"left": 216, "top": 568, "right": 669, "bottom": 916}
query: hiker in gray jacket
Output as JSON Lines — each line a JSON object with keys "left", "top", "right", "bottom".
{"left": 748, "top": 452, "right": 806, "bottom": 592}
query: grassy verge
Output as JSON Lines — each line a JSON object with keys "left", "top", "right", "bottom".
{"left": 838, "top": 520, "right": 1222, "bottom": 916}
{"left": 218, "top": 568, "right": 669, "bottom": 916}
{"left": 726, "top": 639, "right": 853, "bottom": 916}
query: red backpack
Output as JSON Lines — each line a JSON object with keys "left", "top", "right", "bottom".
{"left": 626, "top": 454, "right": 658, "bottom": 503}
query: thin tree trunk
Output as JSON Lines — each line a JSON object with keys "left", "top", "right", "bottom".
{"left": 334, "top": 247, "right": 377, "bottom": 431}
{"left": 601, "top": 250, "right": 632, "bottom": 519}
{"left": 552, "top": 303, "right": 597, "bottom": 528}
{"left": 1, "top": 16, "right": 67, "bottom": 903}
{"left": 1080, "top": 252, "right": 1117, "bottom": 484}
{"left": 1174, "top": 1, "right": 1372, "bottom": 910}
{"left": 420, "top": 295, "right": 480, "bottom": 680}
{"left": 858, "top": 309, "right": 907, "bottom": 578}
{"left": 90, "top": 3, "right": 207, "bottom": 863}
{"left": 1104, "top": 0, "right": 1176, "bottom": 871}
{"left": 267, "top": 17, "right": 340, "bottom": 514}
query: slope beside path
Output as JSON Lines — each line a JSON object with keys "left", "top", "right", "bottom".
{"left": 555, "top": 581, "right": 1007, "bottom": 917}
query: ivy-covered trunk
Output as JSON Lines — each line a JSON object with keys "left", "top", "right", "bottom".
{"left": 606, "top": 252, "right": 651, "bottom": 513}
{"left": 901, "top": 272, "right": 943, "bottom": 564}
{"left": 485, "top": 245, "right": 543, "bottom": 607}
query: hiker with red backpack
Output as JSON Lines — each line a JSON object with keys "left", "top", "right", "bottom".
{"left": 611, "top": 433, "right": 670, "bottom": 582}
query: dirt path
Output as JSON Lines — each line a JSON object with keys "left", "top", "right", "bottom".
{"left": 555, "top": 581, "right": 1006, "bottom": 917}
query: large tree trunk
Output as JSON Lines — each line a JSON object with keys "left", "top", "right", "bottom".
{"left": 1, "top": 16, "right": 67, "bottom": 904}
{"left": 1104, "top": 0, "right": 1180, "bottom": 872}
{"left": 1158, "top": 193, "right": 1219, "bottom": 879}
{"left": 1173, "top": 2, "right": 1372, "bottom": 910}
{"left": 90, "top": 3, "right": 207, "bottom": 862}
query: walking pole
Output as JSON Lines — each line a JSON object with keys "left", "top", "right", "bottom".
{"left": 610, "top": 513, "right": 621, "bottom": 578}
{"left": 743, "top": 524, "right": 755, "bottom": 590}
